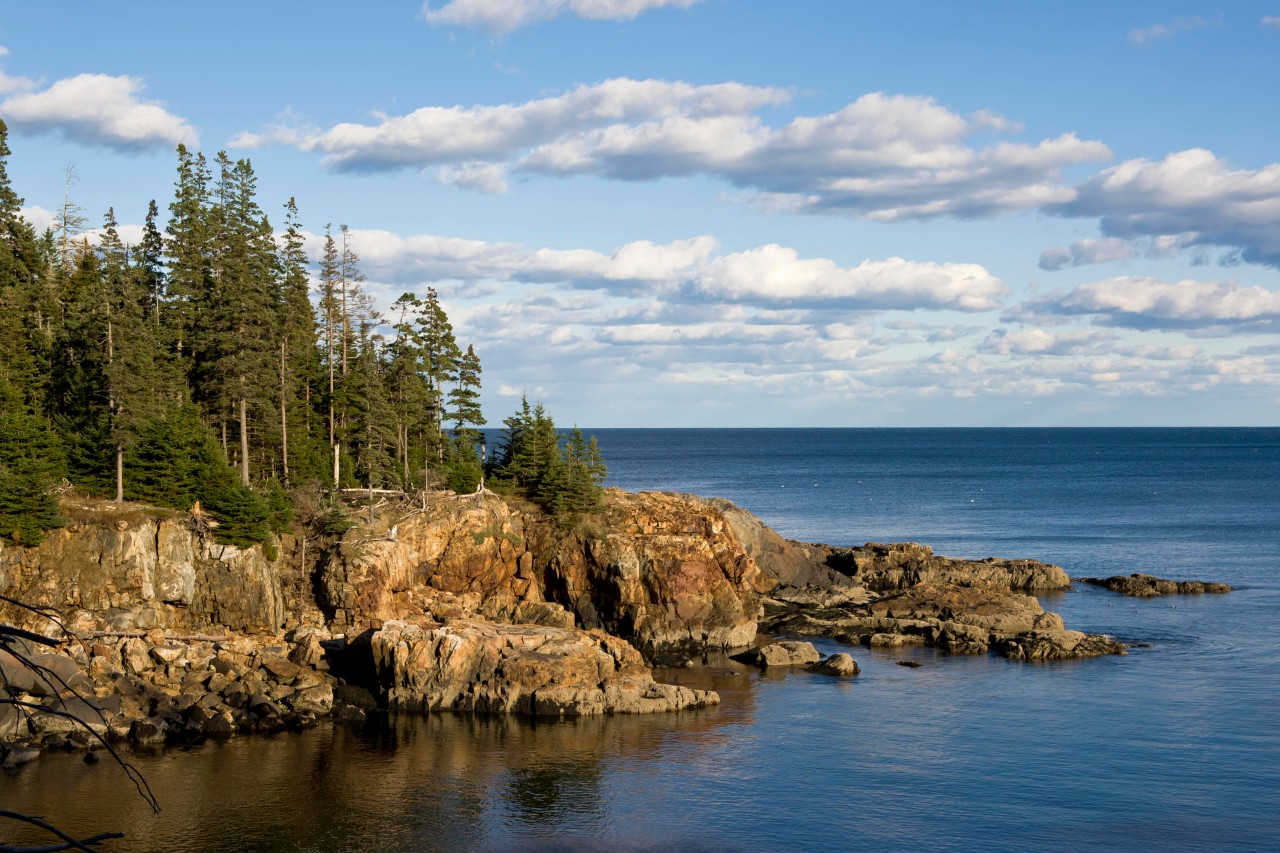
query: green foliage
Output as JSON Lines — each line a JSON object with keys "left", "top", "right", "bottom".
{"left": 486, "top": 402, "right": 607, "bottom": 517}
{"left": 0, "top": 406, "right": 66, "bottom": 545}
{"left": 316, "top": 500, "right": 356, "bottom": 537}
{"left": 442, "top": 433, "right": 484, "bottom": 493}
{"left": 125, "top": 404, "right": 275, "bottom": 548}
{"left": 262, "top": 478, "right": 294, "bottom": 535}
{"left": 202, "top": 476, "right": 272, "bottom": 549}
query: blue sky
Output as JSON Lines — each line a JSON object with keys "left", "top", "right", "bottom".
{"left": 2, "top": 1, "right": 1279, "bottom": 426}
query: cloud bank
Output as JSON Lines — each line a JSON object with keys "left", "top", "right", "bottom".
{"left": 1012, "top": 276, "right": 1280, "bottom": 333}
{"left": 306, "top": 227, "right": 1007, "bottom": 312}
{"left": 236, "top": 80, "right": 1111, "bottom": 222}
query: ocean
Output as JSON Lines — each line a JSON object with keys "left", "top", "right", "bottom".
{"left": 5, "top": 428, "right": 1279, "bottom": 851}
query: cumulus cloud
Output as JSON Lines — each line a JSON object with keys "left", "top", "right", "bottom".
{"left": 1, "top": 72, "right": 197, "bottom": 151}
{"left": 1049, "top": 148, "right": 1280, "bottom": 267}
{"left": 1128, "top": 16, "right": 1218, "bottom": 45}
{"left": 979, "top": 327, "right": 1116, "bottom": 356}
{"left": 237, "top": 81, "right": 1110, "bottom": 221}
{"left": 422, "top": 0, "right": 703, "bottom": 32}
{"left": 696, "top": 246, "right": 1006, "bottom": 310}
{"left": 313, "top": 227, "right": 1006, "bottom": 312}
{"left": 1012, "top": 275, "right": 1280, "bottom": 333}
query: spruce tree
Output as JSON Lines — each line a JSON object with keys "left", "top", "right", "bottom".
{"left": 0, "top": 125, "right": 66, "bottom": 541}
{"left": 277, "top": 198, "right": 325, "bottom": 485}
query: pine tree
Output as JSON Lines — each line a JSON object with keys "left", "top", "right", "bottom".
{"left": 416, "top": 287, "right": 461, "bottom": 454}
{"left": 316, "top": 226, "right": 340, "bottom": 456}
{"left": 201, "top": 154, "right": 278, "bottom": 485}
{"left": 0, "top": 404, "right": 65, "bottom": 545}
{"left": 135, "top": 199, "right": 165, "bottom": 326}
{"left": 448, "top": 344, "right": 485, "bottom": 439}
{"left": 277, "top": 198, "right": 324, "bottom": 486}
{"left": 0, "top": 125, "right": 65, "bottom": 541}
{"left": 385, "top": 292, "right": 430, "bottom": 488}
{"left": 165, "top": 145, "right": 212, "bottom": 371}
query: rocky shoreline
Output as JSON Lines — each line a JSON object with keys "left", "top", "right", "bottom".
{"left": 0, "top": 488, "right": 1226, "bottom": 766}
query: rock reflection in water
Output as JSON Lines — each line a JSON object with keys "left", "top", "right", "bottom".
{"left": 1, "top": 676, "right": 754, "bottom": 853}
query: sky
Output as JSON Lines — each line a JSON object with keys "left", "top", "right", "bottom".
{"left": 2, "top": 1, "right": 1279, "bottom": 427}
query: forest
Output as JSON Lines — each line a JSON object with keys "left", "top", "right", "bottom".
{"left": 0, "top": 119, "right": 605, "bottom": 549}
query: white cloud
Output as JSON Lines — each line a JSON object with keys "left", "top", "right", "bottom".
{"left": 314, "top": 226, "right": 1005, "bottom": 312}
{"left": 979, "top": 327, "right": 1116, "bottom": 356}
{"left": 1261, "top": 15, "right": 1280, "bottom": 27}
{"left": 1039, "top": 237, "right": 1137, "bottom": 270}
{"left": 1050, "top": 148, "right": 1280, "bottom": 267}
{"left": 236, "top": 78, "right": 787, "bottom": 168}
{"left": 697, "top": 245, "right": 1006, "bottom": 310}
{"left": 18, "top": 205, "right": 55, "bottom": 233}
{"left": 1, "top": 73, "right": 197, "bottom": 151}
{"left": 423, "top": 0, "right": 703, "bottom": 33}
{"left": 1013, "top": 276, "right": 1280, "bottom": 332}
{"left": 239, "top": 82, "right": 1110, "bottom": 222}
{"left": 1128, "top": 16, "right": 1217, "bottom": 45}
{"left": 437, "top": 161, "right": 510, "bottom": 193}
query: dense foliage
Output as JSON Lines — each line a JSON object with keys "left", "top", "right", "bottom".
{"left": 0, "top": 121, "right": 603, "bottom": 548}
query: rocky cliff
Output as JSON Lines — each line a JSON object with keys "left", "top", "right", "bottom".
{"left": 318, "top": 488, "right": 768, "bottom": 655}
{"left": 0, "top": 502, "right": 291, "bottom": 636}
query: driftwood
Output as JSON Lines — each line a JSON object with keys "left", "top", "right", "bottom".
{"left": 86, "top": 631, "right": 227, "bottom": 643}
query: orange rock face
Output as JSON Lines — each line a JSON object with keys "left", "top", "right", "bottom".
{"left": 319, "top": 489, "right": 768, "bottom": 655}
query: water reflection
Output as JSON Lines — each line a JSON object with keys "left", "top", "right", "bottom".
{"left": 1, "top": 676, "right": 755, "bottom": 853}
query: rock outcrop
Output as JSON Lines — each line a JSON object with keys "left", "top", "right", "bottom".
{"left": 368, "top": 618, "right": 718, "bottom": 716}
{"left": 320, "top": 489, "right": 767, "bottom": 656}
{"left": 828, "top": 542, "right": 1071, "bottom": 592}
{"left": 0, "top": 627, "right": 355, "bottom": 764}
{"left": 1076, "top": 573, "right": 1232, "bottom": 597}
{"left": 0, "top": 502, "right": 289, "bottom": 635}
{"left": 762, "top": 582, "right": 1125, "bottom": 661}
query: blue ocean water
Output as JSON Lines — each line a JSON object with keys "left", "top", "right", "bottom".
{"left": 4, "top": 428, "right": 1278, "bottom": 851}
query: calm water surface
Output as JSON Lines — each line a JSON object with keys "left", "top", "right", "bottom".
{"left": 6, "top": 429, "right": 1279, "bottom": 851}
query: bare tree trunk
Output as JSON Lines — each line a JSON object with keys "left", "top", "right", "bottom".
{"left": 280, "top": 341, "right": 290, "bottom": 485}
{"left": 333, "top": 442, "right": 340, "bottom": 488}
{"left": 239, "top": 395, "right": 250, "bottom": 486}
{"left": 116, "top": 444, "right": 124, "bottom": 503}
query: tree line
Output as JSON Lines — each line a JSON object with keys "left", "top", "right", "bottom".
{"left": 0, "top": 119, "right": 604, "bottom": 548}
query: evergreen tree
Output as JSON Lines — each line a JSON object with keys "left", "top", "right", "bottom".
{"left": 277, "top": 198, "right": 325, "bottom": 485}
{"left": 448, "top": 344, "right": 485, "bottom": 440}
{"left": 164, "top": 144, "right": 212, "bottom": 370}
{"left": 416, "top": 287, "right": 461, "bottom": 453}
{"left": 202, "top": 154, "right": 278, "bottom": 485}
{"left": 385, "top": 292, "right": 430, "bottom": 488}
{"left": 135, "top": 199, "right": 165, "bottom": 326}
{"left": 0, "top": 126, "right": 66, "bottom": 545}
{"left": 0, "top": 404, "right": 65, "bottom": 545}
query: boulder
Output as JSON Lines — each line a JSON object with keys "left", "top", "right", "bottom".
{"left": 808, "top": 653, "right": 859, "bottom": 677}
{"left": 733, "top": 641, "right": 821, "bottom": 668}
{"left": 369, "top": 619, "right": 718, "bottom": 716}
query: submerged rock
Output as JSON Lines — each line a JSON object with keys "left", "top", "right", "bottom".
{"left": 368, "top": 619, "right": 718, "bottom": 716}
{"left": 1075, "top": 573, "right": 1232, "bottom": 597}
